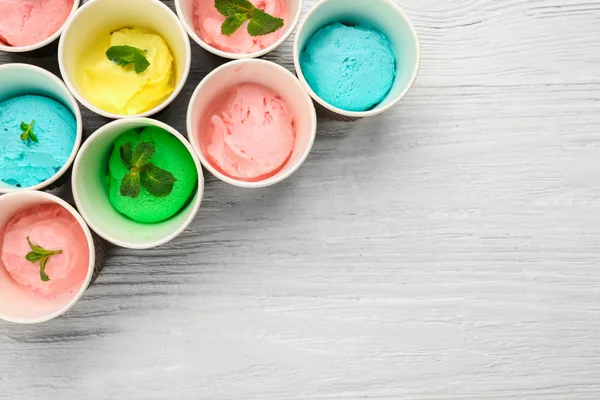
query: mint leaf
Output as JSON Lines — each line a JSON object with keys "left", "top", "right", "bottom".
{"left": 248, "top": 8, "right": 284, "bottom": 36}
{"left": 118, "top": 141, "right": 176, "bottom": 199}
{"left": 133, "top": 52, "right": 150, "bottom": 74}
{"left": 215, "top": 0, "right": 283, "bottom": 36}
{"left": 25, "top": 252, "right": 45, "bottom": 263}
{"left": 28, "top": 128, "right": 38, "bottom": 142}
{"left": 131, "top": 142, "right": 155, "bottom": 169}
{"left": 106, "top": 45, "right": 150, "bottom": 74}
{"left": 140, "top": 164, "right": 177, "bottom": 198}
{"left": 27, "top": 237, "right": 55, "bottom": 255}
{"left": 222, "top": 13, "right": 248, "bottom": 35}
{"left": 120, "top": 171, "right": 141, "bottom": 198}
{"left": 19, "top": 120, "right": 38, "bottom": 143}
{"left": 120, "top": 142, "right": 133, "bottom": 168}
{"left": 215, "top": 0, "right": 254, "bottom": 17}
{"left": 25, "top": 237, "right": 62, "bottom": 282}
{"left": 39, "top": 258, "right": 50, "bottom": 282}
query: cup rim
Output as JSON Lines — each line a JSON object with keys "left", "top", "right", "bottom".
{"left": 293, "top": 0, "right": 421, "bottom": 118}
{"left": 72, "top": 117, "right": 204, "bottom": 249}
{"left": 0, "top": 191, "right": 96, "bottom": 324}
{"left": 57, "top": 0, "right": 192, "bottom": 120}
{"left": 186, "top": 58, "right": 317, "bottom": 188}
{"left": 0, "top": 0, "right": 81, "bottom": 53}
{"left": 0, "top": 63, "right": 83, "bottom": 194}
{"left": 174, "top": 0, "right": 304, "bottom": 60}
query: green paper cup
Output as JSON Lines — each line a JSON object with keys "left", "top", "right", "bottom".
{"left": 71, "top": 118, "right": 204, "bottom": 249}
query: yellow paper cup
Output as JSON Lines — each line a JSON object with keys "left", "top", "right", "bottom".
{"left": 58, "top": 0, "right": 191, "bottom": 119}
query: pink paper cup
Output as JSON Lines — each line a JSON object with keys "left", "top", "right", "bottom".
{"left": 187, "top": 59, "right": 317, "bottom": 188}
{"left": 174, "top": 0, "right": 303, "bottom": 59}
{"left": 0, "top": 0, "right": 80, "bottom": 53}
{"left": 0, "top": 191, "right": 95, "bottom": 324}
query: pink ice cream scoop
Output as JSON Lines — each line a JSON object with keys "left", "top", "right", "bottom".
{"left": 201, "top": 83, "right": 295, "bottom": 181}
{"left": 193, "top": 0, "right": 286, "bottom": 54}
{"left": 1, "top": 204, "right": 89, "bottom": 297}
{"left": 0, "top": 0, "right": 74, "bottom": 47}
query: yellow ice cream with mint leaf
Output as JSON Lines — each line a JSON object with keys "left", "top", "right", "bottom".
{"left": 78, "top": 28, "right": 174, "bottom": 115}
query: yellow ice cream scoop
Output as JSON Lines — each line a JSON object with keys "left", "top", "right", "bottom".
{"left": 78, "top": 28, "right": 174, "bottom": 116}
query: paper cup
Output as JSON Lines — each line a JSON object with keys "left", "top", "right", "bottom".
{"left": 187, "top": 59, "right": 316, "bottom": 188}
{"left": 0, "top": 64, "right": 83, "bottom": 194}
{"left": 174, "top": 0, "right": 303, "bottom": 59}
{"left": 0, "top": 191, "right": 96, "bottom": 324}
{"left": 72, "top": 118, "right": 204, "bottom": 249}
{"left": 293, "top": 0, "right": 420, "bottom": 120}
{"left": 58, "top": 0, "right": 191, "bottom": 119}
{"left": 0, "top": 0, "right": 80, "bottom": 53}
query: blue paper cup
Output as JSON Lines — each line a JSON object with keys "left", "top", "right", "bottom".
{"left": 0, "top": 64, "right": 82, "bottom": 193}
{"left": 293, "top": 0, "right": 420, "bottom": 121}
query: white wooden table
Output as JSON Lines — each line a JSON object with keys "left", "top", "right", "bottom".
{"left": 1, "top": 1, "right": 600, "bottom": 398}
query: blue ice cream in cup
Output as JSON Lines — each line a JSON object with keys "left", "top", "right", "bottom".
{"left": 294, "top": 0, "right": 420, "bottom": 120}
{"left": 0, "top": 64, "right": 82, "bottom": 193}
{"left": 300, "top": 22, "right": 396, "bottom": 112}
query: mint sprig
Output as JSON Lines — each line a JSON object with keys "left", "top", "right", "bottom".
{"left": 19, "top": 120, "right": 38, "bottom": 143}
{"left": 119, "top": 142, "right": 177, "bottom": 199}
{"left": 215, "top": 0, "right": 284, "bottom": 37}
{"left": 25, "top": 237, "right": 62, "bottom": 282}
{"left": 106, "top": 45, "right": 150, "bottom": 74}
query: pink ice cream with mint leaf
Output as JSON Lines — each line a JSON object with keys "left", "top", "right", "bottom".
{"left": 1, "top": 204, "right": 89, "bottom": 297}
{"left": 193, "top": 0, "right": 286, "bottom": 54}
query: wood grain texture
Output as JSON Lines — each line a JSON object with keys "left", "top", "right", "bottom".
{"left": 2, "top": 0, "right": 600, "bottom": 399}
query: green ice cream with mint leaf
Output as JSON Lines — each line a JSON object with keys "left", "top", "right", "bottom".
{"left": 106, "top": 127, "right": 198, "bottom": 223}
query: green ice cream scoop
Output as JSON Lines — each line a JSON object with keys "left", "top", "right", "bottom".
{"left": 106, "top": 127, "right": 198, "bottom": 223}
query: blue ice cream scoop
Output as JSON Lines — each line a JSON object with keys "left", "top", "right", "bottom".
{"left": 300, "top": 23, "right": 396, "bottom": 112}
{"left": 0, "top": 95, "right": 77, "bottom": 188}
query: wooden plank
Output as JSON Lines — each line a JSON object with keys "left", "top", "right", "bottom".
{"left": 1, "top": 1, "right": 599, "bottom": 399}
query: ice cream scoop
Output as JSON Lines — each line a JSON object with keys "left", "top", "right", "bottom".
{"left": 106, "top": 126, "right": 198, "bottom": 224}
{"left": 300, "top": 23, "right": 396, "bottom": 112}
{"left": 193, "top": 0, "right": 286, "bottom": 54}
{"left": 0, "top": 0, "right": 74, "bottom": 47}
{"left": 293, "top": 0, "right": 420, "bottom": 119}
{"left": 1, "top": 203, "right": 89, "bottom": 298}
{"left": 201, "top": 83, "right": 295, "bottom": 182}
{"left": 78, "top": 28, "right": 174, "bottom": 116}
{"left": 188, "top": 59, "right": 316, "bottom": 188}
{"left": 0, "top": 95, "right": 77, "bottom": 189}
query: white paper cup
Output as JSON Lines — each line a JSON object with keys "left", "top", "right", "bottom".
{"left": 0, "top": 191, "right": 95, "bottom": 324}
{"left": 175, "top": 0, "right": 303, "bottom": 59}
{"left": 0, "top": 0, "right": 80, "bottom": 53}
{"left": 293, "top": 0, "right": 421, "bottom": 120}
{"left": 72, "top": 118, "right": 204, "bottom": 249}
{"left": 187, "top": 59, "right": 316, "bottom": 188}
{"left": 58, "top": 0, "right": 191, "bottom": 119}
{"left": 0, "top": 64, "right": 83, "bottom": 194}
